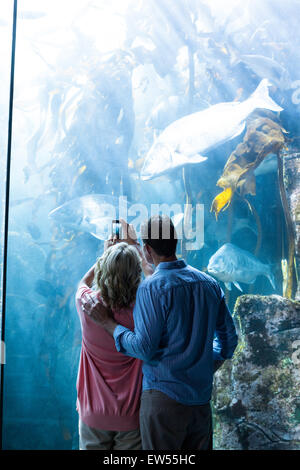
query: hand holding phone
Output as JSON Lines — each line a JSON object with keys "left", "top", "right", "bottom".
{"left": 112, "top": 219, "right": 122, "bottom": 240}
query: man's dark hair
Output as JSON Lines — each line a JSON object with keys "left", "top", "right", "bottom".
{"left": 141, "top": 215, "right": 177, "bottom": 257}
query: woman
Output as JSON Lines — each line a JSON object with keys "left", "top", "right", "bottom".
{"left": 75, "top": 239, "right": 144, "bottom": 450}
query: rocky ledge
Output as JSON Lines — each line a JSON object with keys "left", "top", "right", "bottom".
{"left": 213, "top": 294, "right": 300, "bottom": 450}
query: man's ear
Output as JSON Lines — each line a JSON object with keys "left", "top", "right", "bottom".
{"left": 144, "top": 243, "right": 154, "bottom": 263}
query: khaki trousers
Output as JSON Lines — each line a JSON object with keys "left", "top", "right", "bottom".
{"left": 79, "top": 419, "right": 142, "bottom": 450}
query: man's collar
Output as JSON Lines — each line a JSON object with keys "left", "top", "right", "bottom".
{"left": 155, "top": 259, "right": 187, "bottom": 271}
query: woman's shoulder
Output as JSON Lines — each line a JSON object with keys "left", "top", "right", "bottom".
{"left": 112, "top": 305, "right": 135, "bottom": 329}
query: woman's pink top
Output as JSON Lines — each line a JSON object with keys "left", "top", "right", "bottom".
{"left": 75, "top": 285, "right": 143, "bottom": 431}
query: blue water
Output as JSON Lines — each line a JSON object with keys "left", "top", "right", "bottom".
{"left": 1, "top": 0, "right": 299, "bottom": 449}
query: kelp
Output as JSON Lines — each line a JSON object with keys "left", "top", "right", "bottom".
{"left": 210, "top": 115, "right": 298, "bottom": 299}
{"left": 277, "top": 151, "right": 297, "bottom": 298}
{"left": 211, "top": 116, "right": 286, "bottom": 219}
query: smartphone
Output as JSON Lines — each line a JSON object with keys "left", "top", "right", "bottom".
{"left": 112, "top": 219, "right": 122, "bottom": 239}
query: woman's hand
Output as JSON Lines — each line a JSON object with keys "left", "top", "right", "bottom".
{"left": 104, "top": 219, "right": 154, "bottom": 277}
{"left": 104, "top": 235, "right": 116, "bottom": 251}
{"left": 81, "top": 290, "right": 117, "bottom": 335}
{"left": 119, "top": 219, "right": 139, "bottom": 246}
{"left": 104, "top": 220, "right": 136, "bottom": 250}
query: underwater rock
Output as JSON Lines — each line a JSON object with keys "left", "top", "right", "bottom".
{"left": 213, "top": 294, "right": 300, "bottom": 450}
{"left": 281, "top": 149, "right": 300, "bottom": 300}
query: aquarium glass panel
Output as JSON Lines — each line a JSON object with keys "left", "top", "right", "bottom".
{"left": 0, "top": 2, "right": 14, "bottom": 323}
{"left": 2, "top": 0, "right": 300, "bottom": 449}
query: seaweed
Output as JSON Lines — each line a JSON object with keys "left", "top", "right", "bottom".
{"left": 277, "top": 152, "right": 296, "bottom": 298}
{"left": 209, "top": 116, "right": 299, "bottom": 296}
{"left": 211, "top": 116, "right": 286, "bottom": 220}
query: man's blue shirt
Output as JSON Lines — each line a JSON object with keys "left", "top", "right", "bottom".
{"left": 114, "top": 259, "right": 238, "bottom": 405}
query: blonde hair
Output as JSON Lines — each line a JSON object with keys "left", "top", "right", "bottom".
{"left": 93, "top": 242, "right": 142, "bottom": 310}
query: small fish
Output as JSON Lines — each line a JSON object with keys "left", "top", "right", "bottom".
{"left": 207, "top": 243, "right": 275, "bottom": 291}
{"left": 49, "top": 194, "right": 129, "bottom": 240}
{"left": 232, "top": 54, "right": 290, "bottom": 89}
{"left": 141, "top": 79, "right": 282, "bottom": 180}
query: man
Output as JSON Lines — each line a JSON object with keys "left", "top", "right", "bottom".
{"left": 83, "top": 215, "right": 238, "bottom": 450}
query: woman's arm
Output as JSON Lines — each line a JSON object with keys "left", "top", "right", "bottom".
{"left": 79, "top": 225, "right": 154, "bottom": 323}
{"left": 78, "top": 263, "right": 97, "bottom": 289}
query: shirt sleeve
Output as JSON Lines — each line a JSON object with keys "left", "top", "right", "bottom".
{"left": 113, "top": 284, "right": 166, "bottom": 362}
{"left": 213, "top": 290, "right": 238, "bottom": 361}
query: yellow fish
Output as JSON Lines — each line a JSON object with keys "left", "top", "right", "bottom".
{"left": 211, "top": 187, "right": 233, "bottom": 220}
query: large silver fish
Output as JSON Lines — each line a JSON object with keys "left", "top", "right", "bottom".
{"left": 49, "top": 194, "right": 129, "bottom": 240}
{"left": 207, "top": 242, "right": 275, "bottom": 291}
{"left": 141, "top": 79, "right": 282, "bottom": 180}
